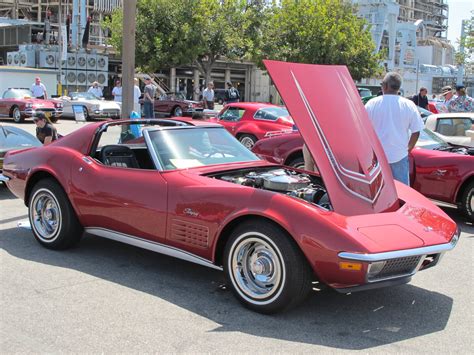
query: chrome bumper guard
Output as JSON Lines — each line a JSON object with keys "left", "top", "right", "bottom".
{"left": 0, "top": 173, "right": 10, "bottom": 182}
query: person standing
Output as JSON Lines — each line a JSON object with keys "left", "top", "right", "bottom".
{"left": 365, "top": 72, "right": 423, "bottom": 185}
{"left": 143, "top": 76, "right": 156, "bottom": 119}
{"left": 447, "top": 85, "right": 474, "bottom": 112}
{"left": 133, "top": 78, "right": 142, "bottom": 116}
{"left": 439, "top": 86, "right": 454, "bottom": 113}
{"left": 31, "top": 77, "right": 48, "bottom": 99}
{"left": 202, "top": 81, "right": 215, "bottom": 110}
{"left": 34, "top": 113, "right": 58, "bottom": 145}
{"left": 112, "top": 80, "right": 122, "bottom": 103}
{"left": 410, "top": 87, "right": 428, "bottom": 109}
{"left": 224, "top": 81, "right": 240, "bottom": 104}
{"left": 87, "top": 81, "right": 103, "bottom": 98}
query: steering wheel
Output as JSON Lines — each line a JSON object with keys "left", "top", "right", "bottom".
{"left": 203, "top": 148, "right": 226, "bottom": 158}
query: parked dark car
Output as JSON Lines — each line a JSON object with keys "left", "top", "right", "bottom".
{"left": 154, "top": 92, "right": 204, "bottom": 117}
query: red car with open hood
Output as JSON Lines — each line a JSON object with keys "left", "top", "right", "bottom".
{"left": 1, "top": 61, "right": 459, "bottom": 314}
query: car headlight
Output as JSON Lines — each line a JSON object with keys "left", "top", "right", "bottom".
{"left": 25, "top": 103, "right": 33, "bottom": 108}
{"left": 91, "top": 105, "right": 100, "bottom": 111}
{"left": 55, "top": 102, "right": 63, "bottom": 108}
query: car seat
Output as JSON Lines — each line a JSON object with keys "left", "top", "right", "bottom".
{"left": 101, "top": 145, "right": 140, "bottom": 169}
{"left": 437, "top": 123, "right": 455, "bottom": 136}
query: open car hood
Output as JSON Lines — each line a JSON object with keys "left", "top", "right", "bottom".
{"left": 264, "top": 60, "right": 398, "bottom": 215}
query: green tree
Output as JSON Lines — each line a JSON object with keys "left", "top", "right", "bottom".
{"left": 257, "top": 0, "right": 382, "bottom": 80}
{"left": 455, "top": 11, "right": 473, "bottom": 68}
{"left": 104, "top": 0, "right": 262, "bottom": 83}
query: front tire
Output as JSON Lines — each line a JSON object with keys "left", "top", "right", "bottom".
{"left": 460, "top": 181, "right": 473, "bottom": 222}
{"left": 172, "top": 106, "right": 183, "bottom": 117}
{"left": 12, "top": 106, "right": 23, "bottom": 123}
{"left": 288, "top": 156, "right": 305, "bottom": 169}
{"left": 223, "top": 221, "right": 313, "bottom": 314}
{"left": 29, "top": 179, "right": 83, "bottom": 249}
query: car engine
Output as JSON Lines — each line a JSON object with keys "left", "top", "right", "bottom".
{"left": 212, "top": 168, "right": 332, "bottom": 210}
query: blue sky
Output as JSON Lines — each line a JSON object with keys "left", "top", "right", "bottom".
{"left": 447, "top": 0, "right": 473, "bottom": 47}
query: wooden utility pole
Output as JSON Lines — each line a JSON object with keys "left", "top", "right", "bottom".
{"left": 121, "top": 0, "right": 137, "bottom": 119}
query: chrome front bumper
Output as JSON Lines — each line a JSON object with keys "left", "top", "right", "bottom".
{"left": 338, "top": 227, "right": 460, "bottom": 285}
{"left": 0, "top": 173, "right": 10, "bottom": 182}
{"left": 22, "top": 109, "right": 63, "bottom": 117}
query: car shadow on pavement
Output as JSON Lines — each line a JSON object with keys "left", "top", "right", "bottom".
{"left": 0, "top": 225, "right": 454, "bottom": 350}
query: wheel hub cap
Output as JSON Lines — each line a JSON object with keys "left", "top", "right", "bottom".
{"left": 31, "top": 192, "right": 60, "bottom": 240}
{"left": 231, "top": 236, "right": 283, "bottom": 300}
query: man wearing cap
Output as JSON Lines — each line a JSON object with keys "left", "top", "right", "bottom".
{"left": 31, "top": 77, "right": 48, "bottom": 99}
{"left": 439, "top": 86, "right": 454, "bottom": 113}
{"left": 365, "top": 72, "right": 423, "bottom": 185}
{"left": 143, "top": 76, "right": 156, "bottom": 119}
{"left": 34, "top": 113, "right": 57, "bottom": 145}
{"left": 447, "top": 85, "right": 474, "bottom": 112}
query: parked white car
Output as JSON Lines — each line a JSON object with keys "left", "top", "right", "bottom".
{"left": 425, "top": 113, "right": 474, "bottom": 147}
{"left": 59, "top": 92, "right": 121, "bottom": 120}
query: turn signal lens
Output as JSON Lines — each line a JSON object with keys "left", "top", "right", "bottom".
{"left": 339, "top": 262, "right": 362, "bottom": 271}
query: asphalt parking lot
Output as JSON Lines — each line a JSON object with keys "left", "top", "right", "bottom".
{"left": 1, "top": 118, "right": 473, "bottom": 353}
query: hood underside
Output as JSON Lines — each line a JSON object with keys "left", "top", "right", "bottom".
{"left": 263, "top": 60, "right": 398, "bottom": 215}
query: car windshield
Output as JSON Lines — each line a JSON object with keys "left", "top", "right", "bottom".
{"left": 148, "top": 127, "right": 260, "bottom": 170}
{"left": 254, "top": 107, "right": 291, "bottom": 121}
{"left": 70, "top": 92, "right": 97, "bottom": 100}
{"left": 160, "top": 92, "right": 186, "bottom": 101}
{"left": 416, "top": 128, "right": 448, "bottom": 149}
{"left": 3, "top": 89, "right": 33, "bottom": 99}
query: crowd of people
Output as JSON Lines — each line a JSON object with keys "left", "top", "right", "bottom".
{"left": 410, "top": 84, "right": 474, "bottom": 113}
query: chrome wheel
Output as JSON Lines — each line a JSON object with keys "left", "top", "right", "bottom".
{"left": 30, "top": 188, "right": 61, "bottom": 242}
{"left": 229, "top": 233, "right": 285, "bottom": 304}
{"left": 13, "top": 107, "right": 21, "bottom": 123}
{"left": 173, "top": 107, "right": 183, "bottom": 117}
{"left": 240, "top": 136, "right": 256, "bottom": 149}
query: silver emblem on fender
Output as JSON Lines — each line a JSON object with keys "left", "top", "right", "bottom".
{"left": 184, "top": 208, "right": 199, "bottom": 217}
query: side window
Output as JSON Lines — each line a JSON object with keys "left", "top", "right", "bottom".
{"left": 220, "top": 107, "right": 245, "bottom": 122}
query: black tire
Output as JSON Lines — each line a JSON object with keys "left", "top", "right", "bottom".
{"left": 82, "top": 106, "right": 92, "bottom": 121}
{"left": 28, "top": 178, "right": 83, "bottom": 250}
{"left": 12, "top": 106, "right": 23, "bottom": 123}
{"left": 288, "top": 156, "right": 305, "bottom": 169}
{"left": 239, "top": 134, "right": 257, "bottom": 150}
{"left": 460, "top": 181, "right": 473, "bottom": 222}
{"left": 223, "top": 220, "right": 313, "bottom": 314}
{"left": 172, "top": 106, "right": 183, "bottom": 117}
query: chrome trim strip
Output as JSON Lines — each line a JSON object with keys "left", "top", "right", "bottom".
{"left": 0, "top": 174, "right": 10, "bottom": 182}
{"left": 339, "top": 233, "right": 459, "bottom": 262}
{"left": 85, "top": 227, "right": 222, "bottom": 271}
{"left": 143, "top": 129, "right": 164, "bottom": 171}
{"left": 290, "top": 71, "right": 384, "bottom": 204}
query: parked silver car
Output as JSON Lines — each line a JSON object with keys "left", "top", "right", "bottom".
{"left": 59, "top": 92, "right": 121, "bottom": 120}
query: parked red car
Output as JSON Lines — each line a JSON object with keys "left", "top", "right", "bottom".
{"left": 1, "top": 61, "right": 459, "bottom": 314}
{"left": 154, "top": 92, "right": 204, "bottom": 117}
{"left": 252, "top": 128, "right": 474, "bottom": 220}
{"left": 0, "top": 88, "right": 63, "bottom": 123}
{"left": 210, "top": 102, "right": 294, "bottom": 149}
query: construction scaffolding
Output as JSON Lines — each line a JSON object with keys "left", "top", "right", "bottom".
{"left": 397, "top": 0, "right": 448, "bottom": 38}
{"left": 0, "top": 0, "right": 122, "bottom": 47}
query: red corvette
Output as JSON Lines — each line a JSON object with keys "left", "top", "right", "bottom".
{"left": 0, "top": 88, "right": 63, "bottom": 123}
{"left": 210, "top": 102, "right": 294, "bottom": 149}
{"left": 252, "top": 128, "right": 473, "bottom": 221}
{"left": 2, "top": 61, "right": 459, "bottom": 314}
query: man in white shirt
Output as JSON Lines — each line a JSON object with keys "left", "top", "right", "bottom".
{"left": 365, "top": 72, "right": 424, "bottom": 185}
{"left": 202, "top": 81, "right": 215, "bottom": 109}
{"left": 31, "top": 77, "right": 48, "bottom": 99}
{"left": 87, "top": 81, "right": 103, "bottom": 98}
{"left": 112, "top": 80, "right": 122, "bottom": 103}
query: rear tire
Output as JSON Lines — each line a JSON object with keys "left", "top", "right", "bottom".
{"left": 223, "top": 221, "right": 313, "bottom": 314}
{"left": 12, "top": 106, "right": 23, "bottom": 123}
{"left": 460, "top": 181, "right": 473, "bottom": 222}
{"left": 239, "top": 134, "right": 257, "bottom": 150}
{"left": 28, "top": 179, "right": 83, "bottom": 250}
